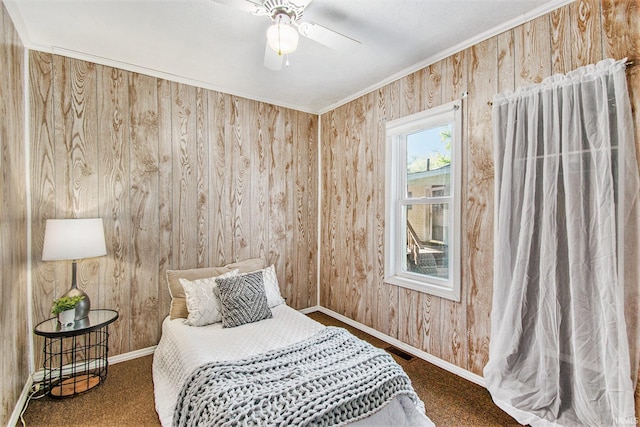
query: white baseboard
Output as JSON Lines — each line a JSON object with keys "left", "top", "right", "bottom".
{"left": 298, "top": 306, "right": 318, "bottom": 315}
{"left": 311, "top": 306, "right": 486, "bottom": 388}
{"left": 8, "top": 376, "right": 33, "bottom": 427}
{"left": 109, "top": 345, "right": 156, "bottom": 364}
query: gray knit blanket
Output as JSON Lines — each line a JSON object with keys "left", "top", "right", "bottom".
{"left": 172, "top": 327, "right": 424, "bottom": 427}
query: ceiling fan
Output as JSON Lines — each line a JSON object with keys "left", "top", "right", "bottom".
{"left": 213, "top": 0, "right": 361, "bottom": 70}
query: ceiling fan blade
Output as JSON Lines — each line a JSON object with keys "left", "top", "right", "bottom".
{"left": 290, "top": 0, "right": 313, "bottom": 9}
{"left": 297, "top": 22, "right": 361, "bottom": 52}
{"left": 211, "top": 0, "right": 267, "bottom": 16}
{"left": 264, "top": 42, "right": 284, "bottom": 71}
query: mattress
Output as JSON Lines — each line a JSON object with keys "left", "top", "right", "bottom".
{"left": 152, "top": 304, "right": 434, "bottom": 426}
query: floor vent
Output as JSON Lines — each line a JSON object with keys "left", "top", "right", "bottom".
{"left": 385, "top": 346, "right": 414, "bottom": 361}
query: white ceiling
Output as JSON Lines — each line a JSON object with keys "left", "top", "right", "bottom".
{"left": 6, "top": 0, "right": 570, "bottom": 113}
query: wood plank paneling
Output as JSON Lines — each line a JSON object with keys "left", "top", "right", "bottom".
{"left": 369, "top": 88, "right": 386, "bottom": 334}
{"left": 252, "top": 101, "right": 269, "bottom": 264}
{"left": 295, "top": 111, "right": 318, "bottom": 308}
{"left": 319, "top": 102, "right": 348, "bottom": 322}
{"left": 0, "top": 3, "right": 28, "bottom": 424}
{"left": 497, "top": 31, "right": 515, "bottom": 93}
{"left": 400, "top": 70, "right": 423, "bottom": 116}
{"left": 29, "top": 51, "right": 56, "bottom": 329}
{"left": 514, "top": 15, "right": 552, "bottom": 86}
{"left": 346, "top": 97, "right": 363, "bottom": 322}
{"left": 319, "top": 108, "right": 336, "bottom": 309}
{"left": 156, "top": 78, "right": 173, "bottom": 326}
{"left": 550, "top": 4, "right": 573, "bottom": 74}
{"left": 208, "top": 90, "right": 229, "bottom": 266}
{"left": 51, "top": 55, "right": 72, "bottom": 297}
{"left": 360, "top": 92, "right": 375, "bottom": 327}
{"left": 69, "top": 59, "right": 100, "bottom": 219}
{"left": 283, "top": 108, "right": 295, "bottom": 305}
{"left": 465, "top": 38, "right": 497, "bottom": 376}
{"left": 129, "top": 72, "right": 160, "bottom": 349}
{"left": 572, "top": 0, "right": 604, "bottom": 66}
{"left": 398, "top": 287, "right": 422, "bottom": 351}
{"left": 228, "top": 95, "right": 249, "bottom": 262}
{"left": 171, "top": 83, "right": 198, "bottom": 269}
{"left": 17, "top": 0, "right": 640, "bottom": 417}
{"left": 29, "top": 56, "right": 319, "bottom": 362}
{"left": 422, "top": 64, "right": 442, "bottom": 110}
{"left": 373, "top": 81, "right": 400, "bottom": 338}
{"left": 268, "top": 101, "right": 288, "bottom": 298}
{"left": 319, "top": 0, "right": 639, "bottom": 402}
{"left": 440, "top": 51, "right": 468, "bottom": 369}
{"left": 195, "top": 88, "right": 209, "bottom": 268}
{"left": 293, "top": 107, "right": 306, "bottom": 308}
{"left": 306, "top": 113, "right": 319, "bottom": 307}
{"left": 97, "top": 64, "right": 130, "bottom": 353}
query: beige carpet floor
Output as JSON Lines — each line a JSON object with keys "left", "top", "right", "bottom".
{"left": 21, "top": 311, "right": 519, "bottom": 426}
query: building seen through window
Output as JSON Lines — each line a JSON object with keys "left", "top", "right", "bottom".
{"left": 405, "top": 126, "right": 451, "bottom": 280}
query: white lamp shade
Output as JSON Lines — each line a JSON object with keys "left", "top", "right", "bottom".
{"left": 267, "top": 20, "right": 299, "bottom": 55}
{"left": 42, "top": 218, "right": 107, "bottom": 261}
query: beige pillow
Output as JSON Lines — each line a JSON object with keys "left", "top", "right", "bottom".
{"left": 166, "top": 257, "right": 266, "bottom": 319}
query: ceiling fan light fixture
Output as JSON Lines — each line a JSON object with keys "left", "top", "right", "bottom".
{"left": 267, "top": 13, "right": 298, "bottom": 56}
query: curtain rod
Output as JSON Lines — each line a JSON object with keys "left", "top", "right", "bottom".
{"left": 486, "top": 59, "right": 637, "bottom": 106}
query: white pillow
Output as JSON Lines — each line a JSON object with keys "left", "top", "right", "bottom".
{"left": 233, "top": 264, "right": 285, "bottom": 308}
{"left": 262, "top": 264, "right": 286, "bottom": 308}
{"left": 180, "top": 269, "right": 238, "bottom": 326}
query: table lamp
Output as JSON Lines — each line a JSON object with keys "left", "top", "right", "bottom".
{"left": 42, "top": 218, "right": 107, "bottom": 320}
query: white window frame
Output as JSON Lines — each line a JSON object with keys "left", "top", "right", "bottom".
{"left": 384, "top": 100, "right": 462, "bottom": 301}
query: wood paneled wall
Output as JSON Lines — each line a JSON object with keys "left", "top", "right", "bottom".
{"left": 0, "top": 2, "right": 28, "bottom": 425}
{"left": 320, "top": 0, "right": 640, "bottom": 410}
{"left": 5, "top": 0, "right": 639, "bottom": 421}
{"left": 29, "top": 53, "right": 318, "bottom": 363}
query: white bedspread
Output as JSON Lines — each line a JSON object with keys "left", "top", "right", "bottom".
{"left": 152, "top": 305, "right": 434, "bottom": 426}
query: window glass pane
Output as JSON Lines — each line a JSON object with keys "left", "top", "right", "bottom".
{"left": 406, "top": 125, "right": 452, "bottom": 197}
{"left": 404, "top": 203, "right": 449, "bottom": 280}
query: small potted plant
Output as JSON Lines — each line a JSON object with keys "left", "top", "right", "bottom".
{"left": 51, "top": 295, "right": 85, "bottom": 327}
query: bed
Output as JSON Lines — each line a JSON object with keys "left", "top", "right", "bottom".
{"left": 152, "top": 259, "right": 434, "bottom": 427}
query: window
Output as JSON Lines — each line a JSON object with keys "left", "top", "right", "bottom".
{"left": 384, "top": 100, "right": 462, "bottom": 301}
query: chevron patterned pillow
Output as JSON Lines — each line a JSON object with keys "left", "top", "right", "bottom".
{"left": 215, "top": 271, "right": 273, "bottom": 328}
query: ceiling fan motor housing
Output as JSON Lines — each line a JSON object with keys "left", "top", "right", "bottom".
{"left": 264, "top": 0, "right": 304, "bottom": 22}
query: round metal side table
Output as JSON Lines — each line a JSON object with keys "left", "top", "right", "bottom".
{"left": 34, "top": 309, "right": 119, "bottom": 398}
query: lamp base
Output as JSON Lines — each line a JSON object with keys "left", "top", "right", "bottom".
{"left": 62, "top": 287, "right": 90, "bottom": 320}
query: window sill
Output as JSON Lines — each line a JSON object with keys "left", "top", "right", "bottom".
{"left": 385, "top": 274, "right": 460, "bottom": 302}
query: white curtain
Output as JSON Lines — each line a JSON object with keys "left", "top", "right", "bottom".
{"left": 485, "top": 58, "right": 640, "bottom": 426}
